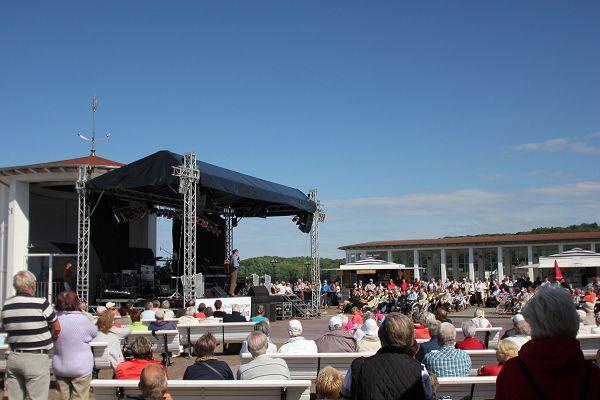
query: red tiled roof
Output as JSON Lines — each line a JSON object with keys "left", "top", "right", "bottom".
{"left": 0, "top": 154, "right": 123, "bottom": 177}
{"left": 45, "top": 155, "right": 123, "bottom": 167}
{"left": 339, "top": 232, "right": 600, "bottom": 250}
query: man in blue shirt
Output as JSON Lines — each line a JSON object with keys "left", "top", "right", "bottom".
{"left": 228, "top": 249, "right": 240, "bottom": 296}
{"left": 321, "top": 280, "right": 331, "bottom": 307}
{"left": 423, "top": 322, "right": 471, "bottom": 377}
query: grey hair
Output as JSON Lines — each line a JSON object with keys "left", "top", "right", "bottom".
{"left": 428, "top": 320, "right": 441, "bottom": 337}
{"left": 420, "top": 311, "right": 436, "bottom": 326}
{"left": 339, "top": 315, "right": 349, "bottom": 327}
{"left": 139, "top": 364, "right": 167, "bottom": 398}
{"left": 521, "top": 286, "right": 579, "bottom": 339}
{"left": 232, "top": 304, "right": 241, "bottom": 313}
{"left": 474, "top": 308, "right": 485, "bottom": 318}
{"left": 254, "top": 320, "right": 271, "bottom": 336}
{"left": 145, "top": 301, "right": 153, "bottom": 310}
{"left": 438, "top": 322, "right": 457, "bottom": 345}
{"left": 576, "top": 309, "right": 586, "bottom": 323}
{"left": 461, "top": 321, "right": 477, "bottom": 338}
{"left": 161, "top": 300, "right": 170, "bottom": 309}
{"left": 185, "top": 306, "right": 196, "bottom": 317}
{"left": 13, "top": 270, "right": 36, "bottom": 293}
{"left": 247, "top": 332, "right": 268, "bottom": 357}
{"left": 515, "top": 319, "right": 531, "bottom": 336}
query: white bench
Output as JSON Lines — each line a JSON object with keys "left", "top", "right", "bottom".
{"left": 455, "top": 327, "right": 503, "bottom": 349}
{"left": 127, "top": 330, "right": 180, "bottom": 365}
{"left": 437, "top": 376, "right": 497, "bottom": 400}
{"left": 91, "top": 379, "right": 312, "bottom": 400}
{"left": 178, "top": 322, "right": 255, "bottom": 349}
{"left": 577, "top": 333, "right": 600, "bottom": 351}
{"left": 465, "top": 350, "right": 498, "bottom": 370}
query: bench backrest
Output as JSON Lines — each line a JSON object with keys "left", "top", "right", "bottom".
{"left": 127, "top": 330, "right": 180, "bottom": 353}
{"left": 437, "top": 376, "right": 497, "bottom": 400}
{"left": 91, "top": 379, "right": 311, "bottom": 400}
{"left": 577, "top": 334, "right": 600, "bottom": 351}
{"left": 464, "top": 350, "right": 497, "bottom": 369}
{"left": 455, "top": 327, "right": 503, "bottom": 349}
{"left": 90, "top": 342, "right": 111, "bottom": 370}
{"left": 178, "top": 322, "right": 256, "bottom": 346}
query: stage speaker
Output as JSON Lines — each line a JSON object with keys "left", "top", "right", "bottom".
{"left": 248, "top": 285, "right": 269, "bottom": 297}
{"left": 210, "top": 287, "right": 228, "bottom": 298}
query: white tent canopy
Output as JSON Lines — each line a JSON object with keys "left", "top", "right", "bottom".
{"left": 538, "top": 248, "right": 600, "bottom": 269}
{"left": 339, "top": 257, "right": 406, "bottom": 271}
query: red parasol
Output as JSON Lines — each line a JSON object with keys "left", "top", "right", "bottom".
{"left": 553, "top": 259, "right": 563, "bottom": 281}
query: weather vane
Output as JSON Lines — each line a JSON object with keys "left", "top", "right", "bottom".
{"left": 77, "top": 93, "right": 111, "bottom": 157}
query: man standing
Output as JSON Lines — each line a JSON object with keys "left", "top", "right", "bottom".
{"left": 227, "top": 249, "right": 240, "bottom": 296}
{"left": 1, "top": 271, "right": 61, "bottom": 400}
{"left": 63, "top": 261, "right": 74, "bottom": 291}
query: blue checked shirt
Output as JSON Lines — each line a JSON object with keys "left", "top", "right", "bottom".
{"left": 423, "top": 344, "right": 472, "bottom": 377}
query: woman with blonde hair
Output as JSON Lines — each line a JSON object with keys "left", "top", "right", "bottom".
{"left": 478, "top": 339, "right": 518, "bottom": 376}
{"left": 316, "top": 366, "right": 344, "bottom": 400}
{"left": 94, "top": 311, "right": 126, "bottom": 369}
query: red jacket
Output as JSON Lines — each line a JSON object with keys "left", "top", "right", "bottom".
{"left": 455, "top": 337, "right": 485, "bottom": 350}
{"left": 495, "top": 338, "right": 600, "bottom": 400}
{"left": 115, "top": 359, "right": 169, "bottom": 380}
{"left": 478, "top": 364, "right": 503, "bottom": 376}
{"left": 414, "top": 325, "right": 430, "bottom": 340}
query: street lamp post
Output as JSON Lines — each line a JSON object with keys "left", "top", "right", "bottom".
{"left": 270, "top": 257, "right": 279, "bottom": 279}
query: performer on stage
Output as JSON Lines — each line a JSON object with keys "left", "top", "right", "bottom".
{"left": 227, "top": 249, "right": 240, "bottom": 296}
{"left": 63, "top": 261, "right": 74, "bottom": 291}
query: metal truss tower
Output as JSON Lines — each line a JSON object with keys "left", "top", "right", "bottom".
{"left": 309, "top": 189, "right": 325, "bottom": 315}
{"left": 76, "top": 165, "right": 93, "bottom": 306}
{"left": 172, "top": 153, "right": 200, "bottom": 303}
{"left": 224, "top": 207, "right": 234, "bottom": 260}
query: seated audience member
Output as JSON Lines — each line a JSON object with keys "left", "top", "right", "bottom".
{"left": 224, "top": 303, "right": 247, "bottom": 322}
{"left": 478, "top": 339, "right": 518, "bottom": 376}
{"left": 178, "top": 306, "right": 200, "bottom": 325}
{"left": 423, "top": 322, "right": 471, "bottom": 377}
{"left": 140, "top": 302, "right": 156, "bottom": 320}
{"left": 152, "top": 300, "right": 160, "bottom": 311}
{"left": 435, "top": 307, "right": 452, "bottom": 324}
{"left": 592, "top": 312, "right": 600, "bottom": 334}
{"left": 316, "top": 366, "right": 344, "bottom": 400}
{"left": 195, "top": 302, "right": 206, "bottom": 318}
{"left": 357, "top": 318, "right": 381, "bottom": 353}
{"left": 342, "top": 313, "right": 428, "bottom": 399}
{"left": 505, "top": 314, "right": 531, "bottom": 350}
{"left": 129, "top": 309, "right": 148, "bottom": 331}
{"left": 455, "top": 321, "right": 485, "bottom": 350}
{"left": 96, "top": 305, "right": 107, "bottom": 316}
{"left": 94, "top": 311, "right": 127, "bottom": 369}
{"left": 202, "top": 307, "right": 219, "bottom": 322}
{"left": 79, "top": 301, "right": 95, "bottom": 321}
{"left": 160, "top": 300, "right": 175, "bottom": 319}
{"left": 237, "top": 332, "right": 290, "bottom": 380}
{"left": 496, "top": 286, "right": 600, "bottom": 400}
{"left": 212, "top": 300, "right": 227, "bottom": 319}
{"left": 471, "top": 307, "right": 492, "bottom": 328}
{"left": 183, "top": 333, "right": 234, "bottom": 380}
{"left": 278, "top": 320, "right": 318, "bottom": 354}
{"left": 316, "top": 316, "right": 358, "bottom": 353}
{"left": 582, "top": 286, "right": 597, "bottom": 303}
{"left": 251, "top": 305, "right": 268, "bottom": 323}
{"left": 415, "top": 312, "right": 435, "bottom": 340}
{"left": 115, "top": 337, "right": 168, "bottom": 379}
{"left": 416, "top": 320, "right": 441, "bottom": 362}
{"left": 240, "top": 320, "right": 277, "bottom": 354}
{"left": 139, "top": 364, "right": 173, "bottom": 400}
{"left": 501, "top": 313, "right": 522, "bottom": 339}
{"left": 106, "top": 301, "right": 121, "bottom": 317}
{"left": 582, "top": 302, "right": 596, "bottom": 326}
{"left": 148, "top": 309, "right": 176, "bottom": 331}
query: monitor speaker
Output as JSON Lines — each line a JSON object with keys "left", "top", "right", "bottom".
{"left": 248, "top": 285, "right": 269, "bottom": 297}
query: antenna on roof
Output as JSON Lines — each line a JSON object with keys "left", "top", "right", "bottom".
{"left": 77, "top": 92, "right": 111, "bottom": 157}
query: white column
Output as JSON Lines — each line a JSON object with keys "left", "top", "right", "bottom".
{"left": 0, "top": 184, "right": 9, "bottom": 304}
{"left": 468, "top": 247, "right": 475, "bottom": 281}
{"left": 497, "top": 247, "right": 504, "bottom": 281}
{"left": 387, "top": 250, "right": 392, "bottom": 262}
{"left": 413, "top": 249, "right": 420, "bottom": 280}
{"left": 592, "top": 243, "right": 596, "bottom": 252}
{"left": 440, "top": 248, "right": 447, "bottom": 282}
{"left": 527, "top": 245, "right": 534, "bottom": 279}
{"left": 7, "top": 180, "right": 30, "bottom": 297}
{"left": 452, "top": 251, "right": 459, "bottom": 279}
{"left": 361, "top": 251, "right": 366, "bottom": 260}
{"left": 558, "top": 244, "right": 564, "bottom": 253}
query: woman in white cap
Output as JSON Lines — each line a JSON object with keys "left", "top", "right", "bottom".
{"left": 357, "top": 319, "right": 381, "bottom": 353}
{"left": 278, "top": 319, "right": 318, "bottom": 354}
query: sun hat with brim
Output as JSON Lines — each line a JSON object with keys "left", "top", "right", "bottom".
{"left": 363, "top": 318, "right": 379, "bottom": 336}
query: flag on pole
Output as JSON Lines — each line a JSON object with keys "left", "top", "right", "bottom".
{"left": 553, "top": 259, "right": 563, "bottom": 281}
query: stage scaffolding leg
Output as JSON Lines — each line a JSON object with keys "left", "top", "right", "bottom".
{"left": 172, "top": 153, "right": 200, "bottom": 304}
{"left": 309, "top": 189, "right": 325, "bottom": 316}
{"left": 76, "top": 165, "right": 92, "bottom": 307}
{"left": 224, "top": 207, "right": 234, "bottom": 259}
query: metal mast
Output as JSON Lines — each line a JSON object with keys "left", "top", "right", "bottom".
{"left": 224, "top": 207, "right": 234, "bottom": 260}
{"left": 76, "top": 165, "right": 92, "bottom": 306}
{"left": 309, "top": 189, "right": 325, "bottom": 315}
{"left": 172, "top": 153, "right": 200, "bottom": 303}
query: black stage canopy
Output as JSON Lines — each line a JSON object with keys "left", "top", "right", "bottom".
{"left": 88, "top": 150, "right": 316, "bottom": 218}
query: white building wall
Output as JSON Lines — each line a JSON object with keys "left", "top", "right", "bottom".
{"left": 6, "top": 180, "right": 30, "bottom": 298}
{"left": 0, "top": 185, "right": 9, "bottom": 302}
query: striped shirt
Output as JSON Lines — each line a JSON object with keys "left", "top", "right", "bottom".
{"left": 1, "top": 293, "right": 57, "bottom": 350}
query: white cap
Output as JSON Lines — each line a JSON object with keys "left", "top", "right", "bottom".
{"left": 512, "top": 314, "right": 525, "bottom": 323}
{"left": 329, "top": 316, "right": 342, "bottom": 329}
{"left": 288, "top": 319, "right": 302, "bottom": 334}
{"left": 105, "top": 302, "right": 116, "bottom": 309}
{"left": 155, "top": 309, "right": 165, "bottom": 319}
{"left": 96, "top": 306, "right": 107, "bottom": 315}
{"left": 363, "top": 318, "right": 379, "bottom": 336}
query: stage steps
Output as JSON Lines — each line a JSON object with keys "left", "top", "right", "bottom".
{"left": 282, "top": 295, "right": 315, "bottom": 319}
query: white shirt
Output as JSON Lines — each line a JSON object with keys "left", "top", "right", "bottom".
{"left": 278, "top": 336, "right": 318, "bottom": 354}
{"left": 471, "top": 317, "right": 492, "bottom": 328}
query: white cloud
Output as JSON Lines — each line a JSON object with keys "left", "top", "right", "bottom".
{"left": 478, "top": 173, "right": 505, "bottom": 181}
{"left": 527, "top": 181, "right": 600, "bottom": 196}
{"left": 515, "top": 134, "right": 600, "bottom": 155}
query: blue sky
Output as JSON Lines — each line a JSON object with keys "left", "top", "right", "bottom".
{"left": 1, "top": 2, "right": 599, "bottom": 258}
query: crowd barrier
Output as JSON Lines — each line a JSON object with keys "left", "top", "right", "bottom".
{"left": 91, "top": 379, "right": 312, "bottom": 400}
